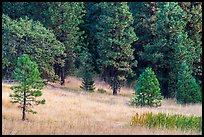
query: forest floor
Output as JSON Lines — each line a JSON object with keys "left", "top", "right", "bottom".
{"left": 2, "top": 76, "right": 202, "bottom": 135}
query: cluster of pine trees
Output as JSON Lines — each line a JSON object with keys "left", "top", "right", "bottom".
{"left": 2, "top": 2, "right": 202, "bottom": 103}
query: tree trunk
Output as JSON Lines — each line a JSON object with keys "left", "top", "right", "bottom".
{"left": 61, "top": 66, "right": 65, "bottom": 85}
{"left": 85, "top": 79, "right": 88, "bottom": 91}
{"left": 60, "top": 6, "right": 65, "bottom": 86}
{"left": 22, "top": 90, "right": 26, "bottom": 121}
{"left": 113, "top": 77, "right": 117, "bottom": 95}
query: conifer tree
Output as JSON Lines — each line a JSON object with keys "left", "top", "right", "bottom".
{"left": 10, "top": 54, "right": 45, "bottom": 121}
{"left": 95, "top": 2, "right": 138, "bottom": 95}
{"left": 139, "top": 2, "right": 195, "bottom": 98}
{"left": 178, "top": 2, "right": 202, "bottom": 86}
{"left": 79, "top": 48, "right": 95, "bottom": 92}
{"left": 132, "top": 67, "right": 163, "bottom": 107}
{"left": 39, "top": 2, "right": 86, "bottom": 85}
{"left": 128, "top": 2, "right": 159, "bottom": 75}
{"left": 82, "top": 2, "right": 102, "bottom": 74}
{"left": 176, "top": 62, "right": 202, "bottom": 104}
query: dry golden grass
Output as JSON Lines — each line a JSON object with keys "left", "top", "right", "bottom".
{"left": 2, "top": 77, "right": 202, "bottom": 135}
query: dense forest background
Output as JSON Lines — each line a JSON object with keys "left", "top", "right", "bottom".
{"left": 2, "top": 2, "right": 202, "bottom": 101}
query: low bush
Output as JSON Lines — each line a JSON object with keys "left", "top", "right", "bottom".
{"left": 131, "top": 112, "right": 202, "bottom": 133}
{"left": 97, "top": 88, "right": 107, "bottom": 94}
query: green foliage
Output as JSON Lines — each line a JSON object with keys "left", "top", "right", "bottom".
{"left": 80, "top": 80, "right": 95, "bottom": 92}
{"left": 176, "top": 62, "right": 202, "bottom": 104}
{"left": 97, "top": 88, "right": 107, "bottom": 94}
{"left": 2, "top": 2, "right": 29, "bottom": 19}
{"left": 131, "top": 112, "right": 202, "bottom": 133}
{"left": 2, "top": 14, "right": 65, "bottom": 81}
{"left": 81, "top": 2, "right": 102, "bottom": 73}
{"left": 9, "top": 54, "right": 45, "bottom": 120}
{"left": 136, "top": 2, "right": 198, "bottom": 98}
{"left": 179, "top": 2, "right": 202, "bottom": 86}
{"left": 94, "top": 2, "right": 138, "bottom": 95}
{"left": 132, "top": 67, "right": 163, "bottom": 107}
{"left": 2, "top": 2, "right": 202, "bottom": 105}
{"left": 128, "top": 2, "right": 158, "bottom": 76}
{"left": 79, "top": 49, "right": 95, "bottom": 92}
{"left": 39, "top": 2, "right": 86, "bottom": 76}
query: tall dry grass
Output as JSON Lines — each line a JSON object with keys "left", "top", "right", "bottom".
{"left": 2, "top": 77, "right": 202, "bottom": 135}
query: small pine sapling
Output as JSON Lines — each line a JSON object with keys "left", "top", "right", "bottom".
{"left": 79, "top": 49, "right": 95, "bottom": 92}
{"left": 132, "top": 67, "right": 163, "bottom": 107}
{"left": 9, "top": 54, "right": 45, "bottom": 121}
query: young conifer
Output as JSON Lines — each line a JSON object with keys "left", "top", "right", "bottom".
{"left": 10, "top": 54, "right": 45, "bottom": 121}
{"left": 132, "top": 67, "right": 163, "bottom": 107}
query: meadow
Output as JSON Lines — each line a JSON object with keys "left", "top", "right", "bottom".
{"left": 2, "top": 77, "right": 202, "bottom": 135}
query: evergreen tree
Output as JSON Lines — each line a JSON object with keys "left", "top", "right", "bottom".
{"left": 132, "top": 67, "right": 163, "bottom": 107}
{"left": 2, "top": 2, "right": 28, "bottom": 19}
{"left": 2, "top": 14, "right": 65, "bottom": 81}
{"left": 178, "top": 2, "right": 202, "bottom": 86}
{"left": 79, "top": 48, "right": 96, "bottom": 92}
{"left": 39, "top": 2, "right": 86, "bottom": 85}
{"left": 128, "top": 2, "right": 159, "bottom": 76}
{"left": 95, "top": 2, "right": 138, "bottom": 95}
{"left": 176, "top": 62, "right": 202, "bottom": 104}
{"left": 82, "top": 2, "right": 101, "bottom": 74}
{"left": 9, "top": 54, "right": 45, "bottom": 121}
{"left": 139, "top": 2, "right": 195, "bottom": 98}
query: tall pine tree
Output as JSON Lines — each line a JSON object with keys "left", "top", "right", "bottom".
{"left": 40, "top": 2, "right": 86, "bottom": 85}
{"left": 178, "top": 2, "right": 202, "bottom": 86}
{"left": 95, "top": 2, "right": 138, "bottom": 95}
{"left": 82, "top": 2, "right": 101, "bottom": 74}
{"left": 128, "top": 2, "right": 159, "bottom": 76}
{"left": 139, "top": 2, "right": 195, "bottom": 98}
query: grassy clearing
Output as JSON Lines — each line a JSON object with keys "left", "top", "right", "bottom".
{"left": 2, "top": 77, "right": 202, "bottom": 135}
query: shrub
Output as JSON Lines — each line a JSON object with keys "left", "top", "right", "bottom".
{"left": 97, "top": 88, "right": 107, "bottom": 93}
{"left": 131, "top": 67, "right": 163, "bottom": 107}
{"left": 131, "top": 112, "right": 202, "bottom": 133}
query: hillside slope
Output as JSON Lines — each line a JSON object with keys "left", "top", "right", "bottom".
{"left": 2, "top": 77, "right": 202, "bottom": 135}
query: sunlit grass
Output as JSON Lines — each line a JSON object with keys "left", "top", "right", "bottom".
{"left": 2, "top": 78, "right": 202, "bottom": 135}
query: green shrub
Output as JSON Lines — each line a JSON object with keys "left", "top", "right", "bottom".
{"left": 97, "top": 88, "right": 107, "bottom": 93}
{"left": 131, "top": 112, "right": 202, "bottom": 133}
{"left": 131, "top": 67, "right": 163, "bottom": 107}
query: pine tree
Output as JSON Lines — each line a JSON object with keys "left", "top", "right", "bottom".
{"left": 82, "top": 2, "right": 102, "bottom": 74}
{"left": 9, "top": 54, "right": 45, "bottom": 121}
{"left": 39, "top": 2, "right": 86, "bottom": 85}
{"left": 139, "top": 2, "right": 195, "bottom": 98}
{"left": 2, "top": 2, "right": 28, "bottom": 19}
{"left": 128, "top": 2, "right": 159, "bottom": 76}
{"left": 79, "top": 48, "right": 95, "bottom": 92}
{"left": 2, "top": 14, "right": 65, "bottom": 81}
{"left": 95, "top": 2, "right": 138, "bottom": 95}
{"left": 178, "top": 2, "right": 202, "bottom": 86}
{"left": 176, "top": 62, "right": 202, "bottom": 104}
{"left": 132, "top": 67, "right": 163, "bottom": 107}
